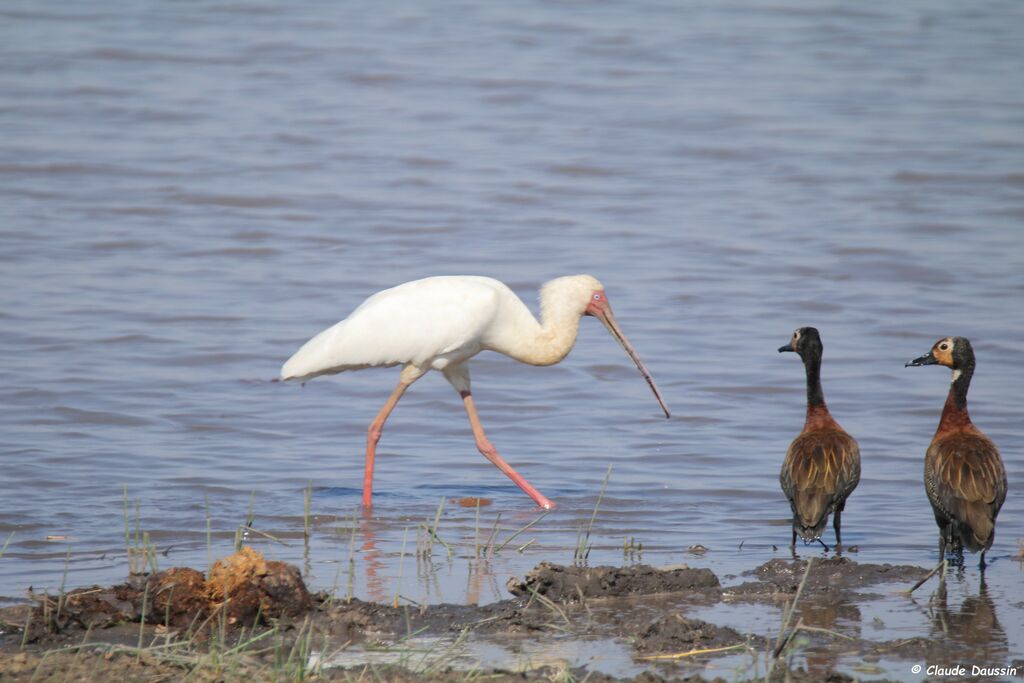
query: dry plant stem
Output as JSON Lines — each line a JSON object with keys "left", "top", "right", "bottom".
{"left": 204, "top": 493, "right": 213, "bottom": 574}
{"left": 772, "top": 616, "right": 804, "bottom": 659}
{"left": 20, "top": 608, "right": 32, "bottom": 649}
{"left": 637, "top": 643, "right": 747, "bottom": 661}
{"left": 246, "top": 490, "right": 256, "bottom": 531}
{"left": 123, "top": 486, "right": 134, "bottom": 575}
{"left": 798, "top": 624, "right": 855, "bottom": 640}
{"left": 134, "top": 502, "right": 142, "bottom": 573}
{"left": 303, "top": 483, "right": 312, "bottom": 540}
{"left": 143, "top": 532, "right": 159, "bottom": 573}
{"left": 0, "top": 531, "right": 14, "bottom": 559}
{"left": 905, "top": 559, "right": 947, "bottom": 594}
{"left": 430, "top": 497, "right": 445, "bottom": 534}
{"left": 484, "top": 512, "right": 502, "bottom": 555}
{"left": 30, "top": 650, "right": 54, "bottom": 681}
{"left": 419, "top": 626, "right": 472, "bottom": 675}
{"left": 394, "top": 527, "right": 409, "bottom": 609}
{"left": 574, "top": 585, "right": 593, "bottom": 619}
{"left": 136, "top": 580, "right": 150, "bottom": 658}
{"left": 55, "top": 548, "right": 71, "bottom": 624}
{"left": 421, "top": 497, "right": 453, "bottom": 557}
{"left": 526, "top": 585, "right": 571, "bottom": 626}
{"left": 495, "top": 510, "right": 549, "bottom": 552}
{"left": 237, "top": 525, "right": 291, "bottom": 546}
{"left": 766, "top": 555, "right": 815, "bottom": 680}
{"left": 575, "top": 464, "right": 612, "bottom": 561}
{"left": 346, "top": 510, "right": 358, "bottom": 604}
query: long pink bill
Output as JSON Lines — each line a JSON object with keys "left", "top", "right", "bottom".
{"left": 594, "top": 306, "right": 671, "bottom": 418}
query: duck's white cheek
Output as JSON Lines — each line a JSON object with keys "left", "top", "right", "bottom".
{"left": 952, "top": 369, "right": 962, "bottom": 382}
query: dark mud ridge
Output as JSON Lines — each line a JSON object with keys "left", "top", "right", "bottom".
{"left": 0, "top": 549, "right": 980, "bottom": 682}
{"left": 507, "top": 561, "right": 721, "bottom": 601}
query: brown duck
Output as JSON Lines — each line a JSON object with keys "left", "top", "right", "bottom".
{"left": 906, "top": 337, "right": 1007, "bottom": 568}
{"left": 778, "top": 327, "right": 861, "bottom": 549}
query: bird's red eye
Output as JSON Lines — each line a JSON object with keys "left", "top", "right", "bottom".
{"left": 593, "top": 294, "right": 601, "bottom": 300}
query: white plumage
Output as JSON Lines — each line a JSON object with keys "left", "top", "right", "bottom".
{"left": 282, "top": 274, "right": 669, "bottom": 510}
{"left": 283, "top": 276, "right": 519, "bottom": 380}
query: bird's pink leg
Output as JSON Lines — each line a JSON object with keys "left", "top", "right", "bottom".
{"left": 363, "top": 379, "right": 411, "bottom": 508}
{"left": 460, "top": 391, "right": 556, "bottom": 510}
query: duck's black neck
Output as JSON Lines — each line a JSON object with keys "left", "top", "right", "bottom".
{"left": 946, "top": 362, "right": 973, "bottom": 412}
{"left": 803, "top": 352, "right": 826, "bottom": 408}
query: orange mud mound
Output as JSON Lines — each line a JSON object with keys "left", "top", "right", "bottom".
{"left": 207, "top": 546, "right": 311, "bottom": 625}
{"left": 18, "top": 547, "right": 310, "bottom": 641}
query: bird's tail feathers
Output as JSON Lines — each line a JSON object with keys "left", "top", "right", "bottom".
{"left": 957, "top": 502, "right": 995, "bottom": 552}
{"left": 793, "top": 492, "right": 830, "bottom": 541}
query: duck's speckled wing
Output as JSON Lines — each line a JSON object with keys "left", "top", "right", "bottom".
{"left": 925, "top": 431, "right": 1007, "bottom": 551}
{"left": 781, "top": 430, "right": 861, "bottom": 540}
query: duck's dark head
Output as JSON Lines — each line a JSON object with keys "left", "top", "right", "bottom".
{"left": 778, "top": 326, "right": 823, "bottom": 361}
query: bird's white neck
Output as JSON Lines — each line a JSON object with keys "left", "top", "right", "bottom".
{"left": 485, "top": 283, "right": 589, "bottom": 366}
{"left": 511, "top": 312, "right": 582, "bottom": 366}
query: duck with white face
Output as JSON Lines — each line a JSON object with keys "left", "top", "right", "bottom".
{"left": 907, "top": 337, "right": 1007, "bottom": 569}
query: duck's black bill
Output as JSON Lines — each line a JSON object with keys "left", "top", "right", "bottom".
{"left": 778, "top": 343, "right": 795, "bottom": 353}
{"left": 905, "top": 352, "right": 938, "bottom": 367}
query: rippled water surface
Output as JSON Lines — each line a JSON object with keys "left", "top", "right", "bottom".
{"left": 1, "top": 1, "right": 1022, "bottom": 677}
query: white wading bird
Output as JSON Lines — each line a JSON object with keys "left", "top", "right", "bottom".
{"left": 281, "top": 275, "right": 670, "bottom": 510}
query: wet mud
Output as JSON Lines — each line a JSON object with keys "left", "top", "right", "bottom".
{"left": 0, "top": 650, "right": 849, "bottom": 683}
{"left": 6, "top": 547, "right": 311, "bottom": 643}
{"left": 0, "top": 551, "right": 1011, "bottom": 682}
{"left": 507, "top": 561, "right": 721, "bottom": 601}
{"left": 725, "top": 556, "right": 928, "bottom": 601}
{"left": 633, "top": 613, "right": 749, "bottom": 655}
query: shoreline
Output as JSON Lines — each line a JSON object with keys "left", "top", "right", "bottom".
{"left": 6, "top": 548, "right": 1015, "bottom": 682}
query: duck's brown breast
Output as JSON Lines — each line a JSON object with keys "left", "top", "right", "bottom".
{"left": 782, "top": 428, "right": 861, "bottom": 506}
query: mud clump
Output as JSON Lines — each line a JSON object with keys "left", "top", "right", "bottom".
{"left": 21, "top": 547, "right": 309, "bottom": 641}
{"left": 507, "top": 562, "right": 720, "bottom": 602}
{"left": 634, "top": 613, "right": 749, "bottom": 654}
{"left": 147, "top": 567, "right": 209, "bottom": 627}
{"left": 30, "top": 582, "right": 141, "bottom": 635}
{"left": 208, "top": 546, "right": 311, "bottom": 625}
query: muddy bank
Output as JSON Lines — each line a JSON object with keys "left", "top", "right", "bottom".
{"left": 4, "top": 547, "right": 311, "bottom": 643}
{"left": 507, "top": 561, "right": 721, "bottom": 602}
{"left": 725, "top": 556, "right": 929, "bottom": 602}
{"left": 0, "top": 552, "right": 989, "bottom": 682}
{"left": 0, "top": 649, "right": 861, "bottom": 683}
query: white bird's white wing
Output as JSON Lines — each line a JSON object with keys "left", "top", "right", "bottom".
{"left": 281, "top": 276, "right": 510, "bottom": 381}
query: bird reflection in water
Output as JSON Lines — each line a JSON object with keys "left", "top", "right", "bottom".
{"left": 465, "top": 557, "right": 503, "bottom": 606}
{"left": 796, "top": 599, "right": 862, "bottom": 676}
{"left": 355, "top": 510, "right": 388, "bottom": 604}
{"left": 929, "top": 573, "right": 1008, "bottom": 666}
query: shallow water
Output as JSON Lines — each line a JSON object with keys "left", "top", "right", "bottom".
{"left": 1, "top": 0, "right": 1022, "bottom": 677}
{"left": 316, "top": 634, "right": 648, "bottom": 681}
